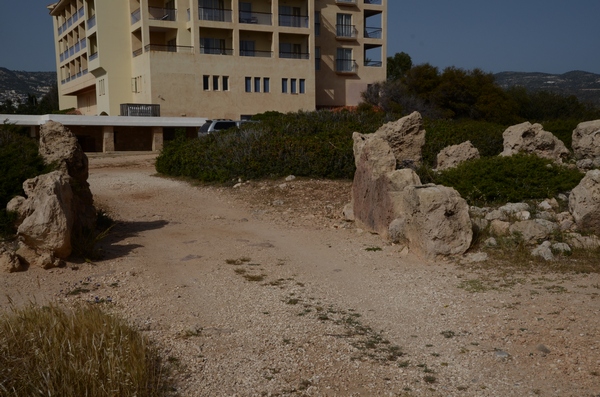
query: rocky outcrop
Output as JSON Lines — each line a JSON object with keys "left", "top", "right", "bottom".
{"left": 435, "top": 141, "right": 480, "bottom": 171}
{"left": 569, "top": 169, "right": 600, "bottom": 234}
{"left": 572, "top": 119, "right": 600, "bottom": 169}
{"left": 500, "top": 122, "right": 570, "bottom": 163}
{"left": 6, "top": 121, "right": 96, "bottom": 267}
{"left": 1, "top": 249, "right": 22, "bottom": 273}
{"left": 369, "top": 111, "right": 426, "bottom": 168}
{"left": 351, "top": 113, "right": 472, "bottom": 258}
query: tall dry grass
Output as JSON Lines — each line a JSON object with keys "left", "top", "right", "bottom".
{"left": 0, "top": 303, "right": 172, "bottom": 397}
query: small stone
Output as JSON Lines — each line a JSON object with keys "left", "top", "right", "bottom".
{"left": 285, "top": 175, "right": 296, "bottom": 182}
{"left": 551, "top": 242, "right": 571, "bottom": 254}
{"left": 233, "top": 183, "right": 243, "bottom": 188}
{"left": 532, "top": 241, "right": 554, "bottom": 261}
{"left": 484, "top": 237, "right": 497, "bottom": 247}
{"left": 495, "top": 350, "right": 510, "bottom": 359}
{"left": 536, "top": 344, "right": 551, "bottom": 354}
{"left": 515, "top": 210, "right": 531, "bottom": 221}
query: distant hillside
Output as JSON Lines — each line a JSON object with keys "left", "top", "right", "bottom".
{"left": 0, "top": 67, "right": 56, "bottom": 105}
{"left": 494, "top": 70, "right": 600, "bottom": 108}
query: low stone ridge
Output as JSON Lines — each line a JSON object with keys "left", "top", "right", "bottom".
{"left": 500, "top": 122, "right": 570, "bottom": 163}
{"left": 5, "top": 121, "right": 96, "bottom": 271}
{"left": 435, "top": 141, "right": 480, "bottom": 171}
{"left": 351, "top": 112, "right": 472, "bottom": 259}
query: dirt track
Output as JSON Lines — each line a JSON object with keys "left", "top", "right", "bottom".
{"left": 2, "top": 153, "right": 600, "bottom": 396}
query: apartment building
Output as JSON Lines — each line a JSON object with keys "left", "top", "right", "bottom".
{"left": 48, "top": 0, "right": 386, "bottom": 119}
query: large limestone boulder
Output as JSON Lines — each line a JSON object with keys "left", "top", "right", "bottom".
{"left": 572, "top": 119, "right": 600, "bottom": 160}
{"left": 390, "top": 184, "right": 472, "bottom": 257}
{"left": 352, "top": 113, "right": 472, "bottom": 258}
{"left": 370, "top": 111, "right": 426, "bottom": 168}
{"left": 569, "top": 169, "right": 600, "bottom": 234}
{"left": 38, "top": 121, "right": 96, "bottom": 234}
{"left": 436, "top": 141, "right": 480, "bottom": 171}
{"left": 9, "top": 171, "right": 74, "bottom": 258}
{"left": 500, "top": 122, "right": 570, "bottom": 163}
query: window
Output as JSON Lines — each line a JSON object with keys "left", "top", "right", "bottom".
{"left": 203, "top": 75, "right": 210, "bottom": 90}
{"left": 299, "top": 79, "right": 305, "bottom": 94}
{"left": 279, "top": 42, "right": 292, "bottom": 58}
{"left": 223, "top": 76, "right": 229, "bottom": 91}
{"left": 245, "top": 76, "right": 252, "bottom": 92}
{"left": 280, "top": 6, "right": 301, "bottom": 27}
{"left": 98, "top": 79, "right": 105, "bottom": 96}
{"left": 291, "top": 78, "right": 297, "bottom": 94}
{"left": 282, "top": 78, "right": 288, "bottom": 93}
{"left": 254, "top": 77, "right": 261, "bottom": 93}
{"left": 239, "top": 2, "right": 252, "bottom": 22}
{"left": 240, "top": 40, "right": 255, "bottom": 56}
{"left": 263, "top": 77, "right": 270, "bottom": 93}
{"left": 336, "top": 48, "right": 354, "bottom": 72}
{"left": 315, "top": 47, "right": 321, "bottom": 70}
{"left": 315, "top": 11, "right": 320, "bottom": 36}
{"left": 213, "top": 75, "right": 219, "bottom": 91}
{"left": 336, "top": 13, "right": 352, "bottom": 37}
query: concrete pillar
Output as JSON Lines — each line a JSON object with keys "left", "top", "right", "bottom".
{"left": 152, "top": 126, "right": 163, "bottom": 151}
{"left": 102, "top": 126, "right": 115, "bottom": 152}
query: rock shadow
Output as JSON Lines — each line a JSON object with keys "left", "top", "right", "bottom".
{"left": 94, "top": 219, "right": 169, "bottom": 260}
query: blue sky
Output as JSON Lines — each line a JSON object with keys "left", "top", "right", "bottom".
{"left": 0, "top": 1, "right": 599, "bottom": 74}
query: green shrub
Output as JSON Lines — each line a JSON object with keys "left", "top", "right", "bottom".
{"left": 0, "top": 125, "right": 48, "bottom": 238}
{"left": 425, "top": 154, "right": 583, "bottom": 206}
{"left": 422, "top": 119, "right": 507, "bottom": 167}
{"left": 156, "top": 108, "right": 390, "bottom": 182}
{"left": 0, "top": 304, "right": 172, "bottom": 397}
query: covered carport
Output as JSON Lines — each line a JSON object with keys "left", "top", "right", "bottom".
{"left": 0, "top": 114, "right": 206, "bottom": 152}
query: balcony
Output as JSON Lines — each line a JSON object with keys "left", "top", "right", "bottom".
{"left": 364, "top": 0, "right": 382, "bottom": 4}
{"left": 199, "top": 7, "right": 232, "bottom": 22}
{"left": 364, "top": 27, "right": 382, "bottom": 39}
{"left": 87, "top": 15, "right": 96, "bottom": 29}
{"left": 120, "top": 103, "right": 160, "bottom": 117}
{"left": 200, "top": 47, "right": 233, "bottom": 55}
{"left": 336, "top": 59, "right": 358, "bottom": 74}
{"left": 278, "top": 14, "right": 308, "bottom": 28}
{"left": 89, "top": 52, "right": 98, "bottom": 61}
{"left": 279, "top": 51, "right": 309, "bottom": 59}
{"left": 336, "top": 24, "right": 358, "bottom": 39}
{"left": 149, "top": 7, "right": 176, "bottom": 21}
{"left": 133, "top": 48, "right": 143, "bottom": 57}
{"left": 131, "top": 8, "right": 141, "bottom": 24}
{"left": 335, "top": 0, "right": 357, "bottom": 5}
{"left": 240, "top": 49, "right": 272, "bottom": 58}
{"left": 239, "top": 11, "right": 272, "bottom": 25}
{"left": 144, "top": 44, "right": 194, "bottom": 53}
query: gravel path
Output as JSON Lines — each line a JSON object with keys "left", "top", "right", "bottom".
{"left": 2, "top": 154, "right": 599, "bottom": 396}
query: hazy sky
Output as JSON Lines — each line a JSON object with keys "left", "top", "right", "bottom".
{"left": 0, "top": 1, "right": 599, "bottom": 74}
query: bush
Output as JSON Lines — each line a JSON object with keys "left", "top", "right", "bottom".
{"left": 425, "top": 154, "right": 584, "bottom": 206}
{"left": 0, "top": 125, "right": 48, "bottom": 238}
{"left": 156, "top": 108, "right": 390, "bottom": 182}
{"left": 422, "top": 119, "right": 507, "bottom": 167}
{"left": 0, "top": 304, "right": 172, "bottom": 397}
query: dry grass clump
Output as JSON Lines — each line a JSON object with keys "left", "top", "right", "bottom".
{"left": 0, "top": 303, "right": 171, "bottom": 397}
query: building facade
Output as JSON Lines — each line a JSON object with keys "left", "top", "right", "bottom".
{"left": 48, "top": 0, "right": 386, "bottom": 119}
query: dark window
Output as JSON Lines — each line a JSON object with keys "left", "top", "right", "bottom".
{"left": 245, "top": 76, "right": 252, "bottom": 92}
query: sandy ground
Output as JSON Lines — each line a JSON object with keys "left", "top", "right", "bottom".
{"left": 1, "top": 153, "right": 599, "bottom": 397}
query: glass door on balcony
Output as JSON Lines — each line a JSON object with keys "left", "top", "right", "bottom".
{"left": 239, "top": 2, "right": 252, "bottom": 22}
{"left": 240, "top": 40, "right": 255, "bottom": 56}
{"left": 200, "top": 0, "right": 225, "bottom": 21}
{"left": 201, "top": 38, "right": 226, "bottom": 54}
{"left": 336, "top": 48, "right": 353, "bottom": 72}
{"left": 336, "top": 13, "right": 352, "bottom": 37}
{"left": 279, "top": 6, "right": 301, "bottom": 27}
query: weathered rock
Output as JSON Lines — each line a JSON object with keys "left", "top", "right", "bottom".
{"left": 15, "top": 171, "right": 74, "bottom": 258}
{"left": 486, "top": 210, "right": 507, "bottom": 222}
{"left": 1, "top": 250, "right": 22, "bottom": 273}
{"left": 15, "top": 242, "right": 60, "bottom": 269}
{"left": 39, "top": 121, "right": 96, "bottom": 235}
{"left": 490, "top": 220, "right": 510, "bottom": 236}
{"left": 471, "top": 217, "right": 489, "bottom": 234}
{"left": 499, "top": 202, "right": 530, "bottom": 215}
{"left": 509, "top": 220, "right": 557, "bottom": 244}
{"left": 566, "top": 232, "right": 600, "bottom": 249}
{"left": 532, "top": 241, "right": 554, "bottom": 261}
{"left": 342, "top": 203, "right": 355, "bottom": 221}
{"left": 552, "top": 242, "right": 571, "bottom": 254}
{"left": 484, "top": 237, "right": 498, "bottom": 247}
{"left": 389, "top": 184, "right": 472, "bottom": 257}
{"left": 515, "top": 211, "right": 531, "bottom": 221}
{"left": 500, "top": 122, "right": 570, "bottom": 163}
{"left": 371, "top": 111, "right": 426, "bottom": 167}
{"left": 569, "top": 170, "right": 600, "bottom": 234}
{"left": 435, "top": 141, "right": 480, "bottom": 171}
{"left": 352, "top": 115, "right": 472, "bottom": 258}
{"left": 572, "top": 119, "right": 600, "bottom": 160}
